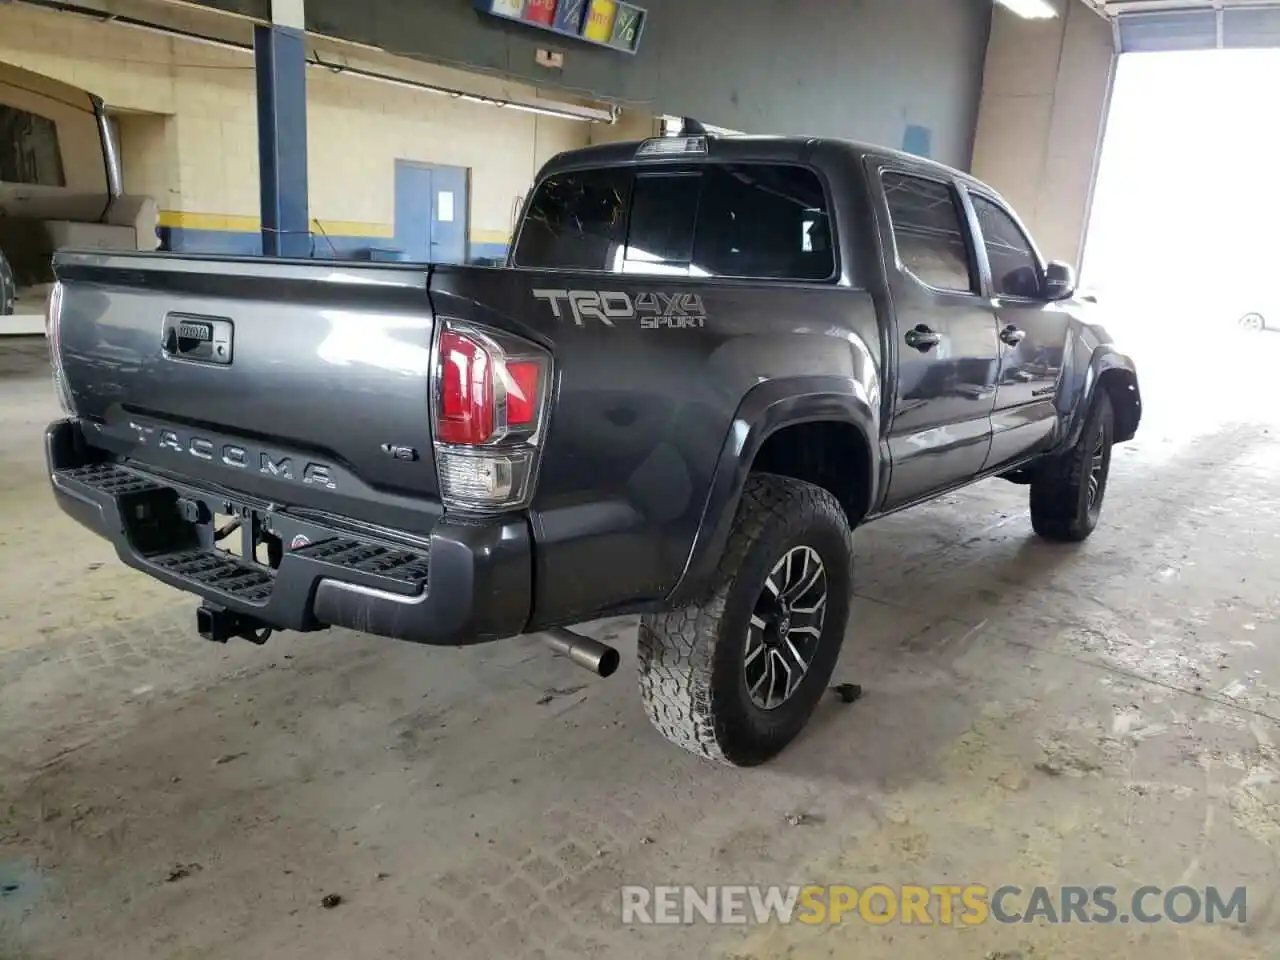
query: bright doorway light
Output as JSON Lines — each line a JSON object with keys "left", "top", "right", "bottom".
{"left": 994, "top": 0, "right": 1058, "bottom": 19}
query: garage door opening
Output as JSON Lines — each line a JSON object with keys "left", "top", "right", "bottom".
{"left": 1083, "top": 48, "right": 1280, "bottom": 339}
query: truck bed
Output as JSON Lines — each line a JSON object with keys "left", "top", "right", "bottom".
{"left": 53, "top": 252, "right": 444, "bottom": 535}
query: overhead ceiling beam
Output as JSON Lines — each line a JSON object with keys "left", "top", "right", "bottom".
{"left": 1076, "top": 0, "right": 1113, "bottom": 20}
{"left": 1099, "top": 0, "right": 1280, "bottom": 13}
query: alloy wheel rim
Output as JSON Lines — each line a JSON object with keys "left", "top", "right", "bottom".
{"left": 744, "top": 546, "right": 828, "bottom": 711}
{"left": 1087, "top": 432, "right": 1106, "bottom": 510}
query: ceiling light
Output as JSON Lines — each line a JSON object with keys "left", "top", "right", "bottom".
{"left": 994, "top": 0, "right": 1058, "bottom": 19}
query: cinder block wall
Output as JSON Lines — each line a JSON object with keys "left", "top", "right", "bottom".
{"left": 0, "top": 3, "right": 593, "bottom": 260}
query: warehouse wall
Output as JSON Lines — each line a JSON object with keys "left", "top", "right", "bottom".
{"left": 970, "top": 0, "right": 1116, "bottom": 269}
{"left": 0, "top": 2, "right": 593, "bottom": 259}
{"left": 194, "top": 0, "right": 993, "bottom": 170}
{"left": 588, "top": 108, "right": 658, "bottom": 145}
{"left": 116, "top": 113, "right": 179, "bottom": 202}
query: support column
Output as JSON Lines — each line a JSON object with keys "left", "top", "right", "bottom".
{"left": 970, "top": 0, "right": 1116, "bottom": 271}
{"left": 254, "top": 0, "right": 310, "bottom": 257}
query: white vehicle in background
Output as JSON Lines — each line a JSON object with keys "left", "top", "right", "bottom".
{"left": 1237, "top": 308, "right": 1276, "bottom": 333}
{"left": 1, "top": 61, "right": 158, "bottom": 322}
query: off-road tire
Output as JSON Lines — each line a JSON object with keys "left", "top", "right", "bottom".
{"left": 638, "top": 473, "right": 854, "bottom": 766}
{"left": 0, "top": 249, "right": 15, "bottom": 317}
{"left": 1030, "top": 390, "right": 1114, "bottom": 542}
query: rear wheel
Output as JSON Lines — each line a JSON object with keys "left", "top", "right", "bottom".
{"left": 638, "top": 474, "right": 853, "bottom": 766}
{"left": 1239, "top": 312, "right": 1266, "bottom": 333}
{"left": 0, "top": 249, "right": 14, "bottom": 317}
{"left": 1029, "top": 390, "right": 1114, "bottom": 543}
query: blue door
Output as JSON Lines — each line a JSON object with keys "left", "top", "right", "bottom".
{"left": 394, "top": 160, "right": 469, "bottom": 264}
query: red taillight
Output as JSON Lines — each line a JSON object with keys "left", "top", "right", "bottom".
{"left": 505, "top": 360, "right": 541, "bottom": 427}
{"left": 434, "top": 325, "right": 547, "bottom": 446}
{"left": 435, "top": 323, "right": 550, "bottom": 514}
{"left": 437, "top": 330, "right": 494, "bottom": 445}
{"left": 432, "top": 322, "right": 551, "bottom": 513}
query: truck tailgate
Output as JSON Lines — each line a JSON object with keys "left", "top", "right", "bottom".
{"left": 53, "top": 252, "right": 442, "bottom": 534}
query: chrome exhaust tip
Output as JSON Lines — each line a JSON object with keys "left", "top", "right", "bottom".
{"left": 542, "top": 627, "right": 620, "bottom": 678}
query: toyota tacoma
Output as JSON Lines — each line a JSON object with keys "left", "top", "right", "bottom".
{"left": 44, "top": 129, "right": 1141, "bottom": 765}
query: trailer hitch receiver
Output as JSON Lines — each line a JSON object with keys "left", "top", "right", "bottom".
{"left": 196, "top": 604, "right": 273, "bottom": 645}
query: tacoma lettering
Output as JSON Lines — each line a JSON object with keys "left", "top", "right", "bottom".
{"left": 126, "top": 422, "right": 336, "bottom": 489}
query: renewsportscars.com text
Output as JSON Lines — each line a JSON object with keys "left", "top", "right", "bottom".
{"left": 620, "top": 884, "right": 1247, "bottom": 926}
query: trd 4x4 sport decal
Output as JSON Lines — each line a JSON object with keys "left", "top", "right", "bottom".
{"left": 533, "top": 290, "right": 708, "bottom": 329}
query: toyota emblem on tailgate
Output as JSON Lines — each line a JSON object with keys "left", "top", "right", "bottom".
{"left": 177, "top": 321, "right": 213, "bottom": 341}
{"left": 162, "top": 313, "right": 234, "bottom": 365}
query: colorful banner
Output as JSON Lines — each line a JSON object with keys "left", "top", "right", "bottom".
{"left": 554, "top": 0, "right": 588, "bottom": 34}
{"left": 486, "top": 0, "right": 525, "bottom": 17}
{"left": 583, "top": 0, "right": 618, "bottom": 43}
{"left": 608, "top": 2, "right": 644, "bottom": 50}
{"left": 475, "top": 0, "right": 642, "bottom": 51}
{"left": 524, "top": 0, "right": 556, "bottom": 26}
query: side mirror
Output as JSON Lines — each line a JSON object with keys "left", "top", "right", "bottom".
{"left": 1043, "top": 260, "right": 1077, "bottom": 301}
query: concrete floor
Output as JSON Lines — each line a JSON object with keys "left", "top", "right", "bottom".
{"left": 2, "top": 331, "right": 1279, "bottom": 959}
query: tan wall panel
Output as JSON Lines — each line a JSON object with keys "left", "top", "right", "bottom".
{"left": 971, "top": 0, "right": 1115, "bottom": 269}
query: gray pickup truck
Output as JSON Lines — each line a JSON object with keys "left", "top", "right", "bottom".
{"left": 45, "top": 130, "right": 1141, "bottom": 765}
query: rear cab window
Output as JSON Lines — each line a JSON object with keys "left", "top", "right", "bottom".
{"left": 513, "top": 160, "right": 835, "bottom": 282}
{"left": 514, "top": 167, "right": 631, "bottom": 271}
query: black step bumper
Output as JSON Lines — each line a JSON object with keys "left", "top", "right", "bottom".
{"left": 45, "top": 418, "right": 532, "bottom": 646}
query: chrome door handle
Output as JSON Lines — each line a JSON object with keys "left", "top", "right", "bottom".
{"left": 904, "top": 325, "right": 941, "bottom": 352}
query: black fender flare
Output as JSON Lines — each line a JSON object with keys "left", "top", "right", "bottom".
{"left": 666, "top": 375, "right": 880, "bottom": 607}
{"left": 1057, "top": 344, "right": 1142, "bottom": 451}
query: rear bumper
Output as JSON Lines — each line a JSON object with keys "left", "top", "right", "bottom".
{"left": 45, "top": 418, "right": 532, "bottom": 646}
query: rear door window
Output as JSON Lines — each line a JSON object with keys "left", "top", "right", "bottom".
{"left": 880, "top": 172, "right": 976, "bottom": 294}
{"left": 514, "top": 161, "right": 835, "bottom": 281}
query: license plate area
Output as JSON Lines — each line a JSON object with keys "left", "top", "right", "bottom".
{"left": 122, "top": 486, "right": 203, "bottom": 556}
{"left": 210, "top": 505, "right": 284, "bottom": 570}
